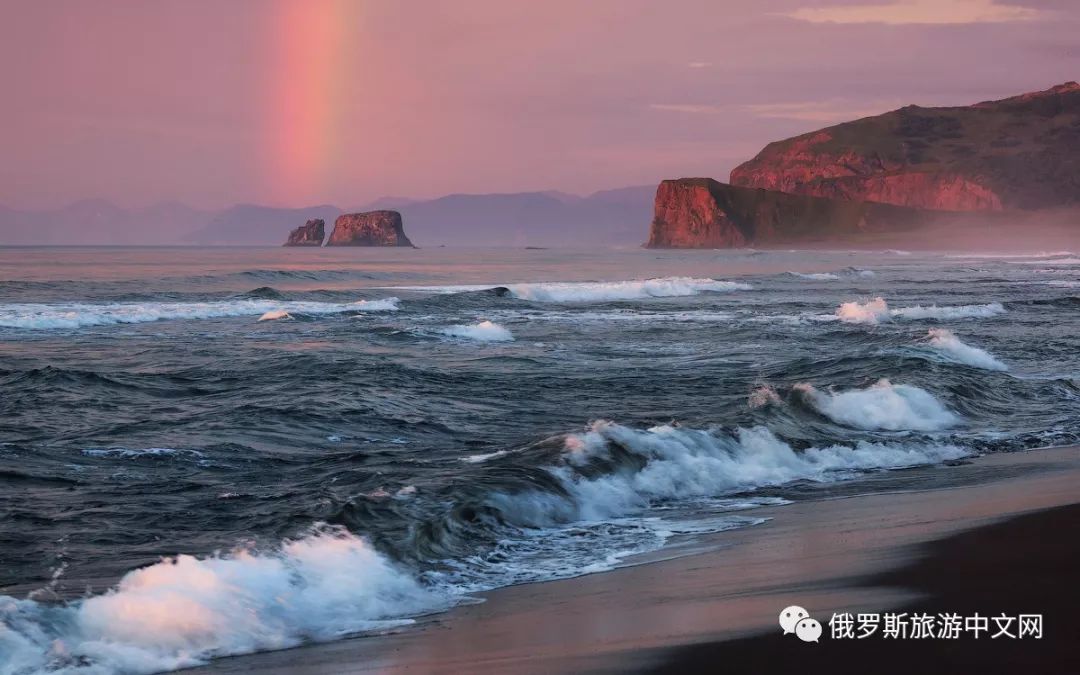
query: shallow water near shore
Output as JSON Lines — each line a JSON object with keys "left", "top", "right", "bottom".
{"left": 1, "top": 246, "right": 1078, "bottom": 674}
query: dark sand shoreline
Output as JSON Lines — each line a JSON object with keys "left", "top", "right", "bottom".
{"left": 193, "top": 445, "right": 1080, "bottom": 675}
{"left": 651, "top": 503, "right": 1080, "bottom": 674}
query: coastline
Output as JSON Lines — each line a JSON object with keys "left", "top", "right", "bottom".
{"left": 191, "top": 444, "right": 1080, "bottom": 674}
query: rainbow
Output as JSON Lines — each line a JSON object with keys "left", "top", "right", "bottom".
{"left": 264, "top": 0, "right": 354, "bottom": 205}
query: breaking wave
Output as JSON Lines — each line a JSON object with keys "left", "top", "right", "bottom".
{"left": 0, "top": 298, "right": 399, "bottom": 330}
{"left": 505, "top": 277, "right": 752, "bottom": 302}
{"left": 0, "top": 420, "right": 967, "bottom": 674}
{"left": 0, "top": 527, "right": 447, "bottom": 674}
{"left": 385, "top": 278, "right": 751, "bottom": 303}
{"left": 793, "top": 379, "right": 959, "bottom": 431}
{"left": 925, "top": 329, "right": 1007, "bottom": 371}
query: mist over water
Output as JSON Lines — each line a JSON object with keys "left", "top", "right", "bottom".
{"left": 1, "top": 246, "right": 1078, "bottom": 673}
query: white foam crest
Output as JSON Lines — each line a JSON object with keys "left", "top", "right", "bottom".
{"left": 0, "top": 298, "right": 399, "bottom": 330}
{"left": 835, "top": 297, "right": 1005, "bottom": 324}
{"left": 946, "top": 251, "right": 1074, "bottom": 259}
{"left": 788, "top": 272, "right": 840, "bottom": 280}
{"left": 438, "top": 320, "right": 514, "bottom": 342}
{"left": 0, "top": 527, "right": 449, "bottom": 674}
{"left": 891, "top": 302, "right": 1005, "bottom": 320}
{"left": 925, "top": 329, "right": 1007, "bottom": 371}
{"left": 506, "top": 277, "right": 751, "bottom": 302}
{"left": 794, "top": 379, "right": 959, "bottom": 431}
{"left": 257, "top": 310, "right": 291, "bottom": 322}
{"left": 1009, "top": 257, "right": 1080, "bottom": 266}
{"left": 836, "top": 297, "right": 890, "bottom": 324}
{"left": 506, "top": 422, "right": 968, "bottom": 524}
{"left": 82, "top": 447, "right": 204, "bottom": 459}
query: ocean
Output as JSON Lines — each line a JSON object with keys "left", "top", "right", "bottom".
{"left": 1, "top": 245, "right": 1078, "bottom": 674}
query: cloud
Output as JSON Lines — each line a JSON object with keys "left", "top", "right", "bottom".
{"left": 650, "top": 99, "right": 900, "bottom": 122}
{"left": 782, "top": 0, "right": 1043, "bottom": 25}
{"left": 742, "top": 99, "right": 901, "bottom": 122}
{"left": 687, "top": 61, "right": 712, "bottom": 68}
{"left": 648, "top": 103, "right": 725, "bottom": 114}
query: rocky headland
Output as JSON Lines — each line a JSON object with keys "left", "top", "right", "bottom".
{"left": 282, "top": 218, "right": 325, "bottom": 246}
{"left": 730, "top": 82, "right": 1080, "bottom": 211}
{"left": 648, "top": 82, "right": 1080, "bottom": 247}
{"left": 325, "top": 210, "right": 414, "bottom": 247}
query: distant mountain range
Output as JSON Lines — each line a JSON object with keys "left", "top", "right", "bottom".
{"left": 0, "top": 186, "right": 655, "bottom": 247}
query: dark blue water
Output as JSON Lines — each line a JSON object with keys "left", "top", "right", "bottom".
{"left": 1, "top": 246, "right": 1077, "bottom": 674}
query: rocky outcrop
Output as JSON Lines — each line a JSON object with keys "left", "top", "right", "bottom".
{"left": 646, "top": 178, "right": 940, "bottom": 248}
{"left": 326, "top": 210, "right": 414, "bottom": 247}
{"left": 283, "top": 218, "right": 325, "bottom": 246}
{"left": 730, "top": 82, "right": 1080, "bottom": 211}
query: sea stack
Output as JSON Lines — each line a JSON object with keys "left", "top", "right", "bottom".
{"left": 326, "top": 210, "right": 414, "bottom": 247}
{"left": 283, "top": 218, "right": 325, "bottom": 246}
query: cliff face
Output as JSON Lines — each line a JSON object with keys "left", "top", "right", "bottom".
{"left": 283, "top": 218, "right": 325, "bottom": 246}
{"left": 326, "top": 210, "right": 414, "bottom": 247}
{"left": 730, "top": 82, "right": 1080, "bottom": 211}
{"left": 646, "top": 178, "right": 937, "bottom": 248}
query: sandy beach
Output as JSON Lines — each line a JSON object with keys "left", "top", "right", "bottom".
{"left": 189, "top": 444, "right": 1080, "bottom": 675}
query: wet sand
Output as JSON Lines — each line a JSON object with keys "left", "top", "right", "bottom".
{"left": 193, "top": 445, "right": 1080, "bottom": 674}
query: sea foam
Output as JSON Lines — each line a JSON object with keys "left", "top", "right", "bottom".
{"left": 524, "top": 422, "right": 968, "bottom": 524}
{"left": 0, "top": 527, "right": 448, "bottom": 674}
{"left": 0, "top": 298, "right": 400, "bottom": 330}
{"left": 1, "top": 420, "right": 968, "bottom": 674}
{"left": 835, "top": 297, "right": 1005, "bottom": 325}
{"left": 505, "top": 277, "right": 751, "bottom": 302}
{"left": 925, "top": 328, "right": 1007, "bottom": 371}
{"left": 438, "top": 320, "right": 514, "bottom": 342}
{"left": 794, "top": 379, "right": 959, "bottom": 431}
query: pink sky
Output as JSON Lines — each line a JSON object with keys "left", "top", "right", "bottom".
{"left": 1, "top": 0, "right": 1077, "bottom": 209}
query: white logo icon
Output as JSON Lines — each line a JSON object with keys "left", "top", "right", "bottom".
{"left": 779, "top": 605, "right": 821, "bottom": 643}
{"left": 795, "top": 617, "right": 823, "bottom": 642}
{"left": 779, "top": 605, "right": 809, "bottom": 634}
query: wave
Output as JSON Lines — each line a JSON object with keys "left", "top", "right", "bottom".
{"left": 787, "top": 272, "right": 840, "bottom": 281}
{"left": 1006, "top": 257, "right": 1080, "bottom": 266}
{"left": 0, "top": 298, "right": 399, "bottom": 330}
{"left": 946, "top": 251, "right": 1074, "bottom": 259}
{"left": 384, "top": 278, "right": 751, "bottom": 303}
{"left": 835, "top": 297, "right": 1006, "bottom": 325}
{"left": 892, "top": 302, "right": 1006, "bottom": 320}
{"left": 506, "top": 277, "right": 751, "bottom": 302}
{"left": 925, "top": 329, "right": 1007, "bottom": 371}
{"left": 0, "top": 420, "right": 968, "bottom": 674}
{"left": 793, "top": 379, "right": 959, "bottom": 431}
{"left": 438, "top": 320, "right": 514, "bottom": 342}
{"left": 0, "top": 526, "right": 448, "bottom": 674}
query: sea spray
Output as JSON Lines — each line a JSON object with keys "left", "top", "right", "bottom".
{"left": 926, "top": 329, "right": 1008, "bottom": 371}
{"left": 438, "top": 320, "right": 514, "bottom": 342}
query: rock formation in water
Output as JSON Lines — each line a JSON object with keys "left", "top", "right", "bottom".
{"left": 645, "top": 178, "right": 941, "bottom": 248}
{"left": 325, "top": 210, "right": 414, "bottom": 247}
{"left": 283, "top": 218, "right": 326, "bottom": 246}
{"left": 730, "top": 82, "right": 1080, "bottom": 211}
